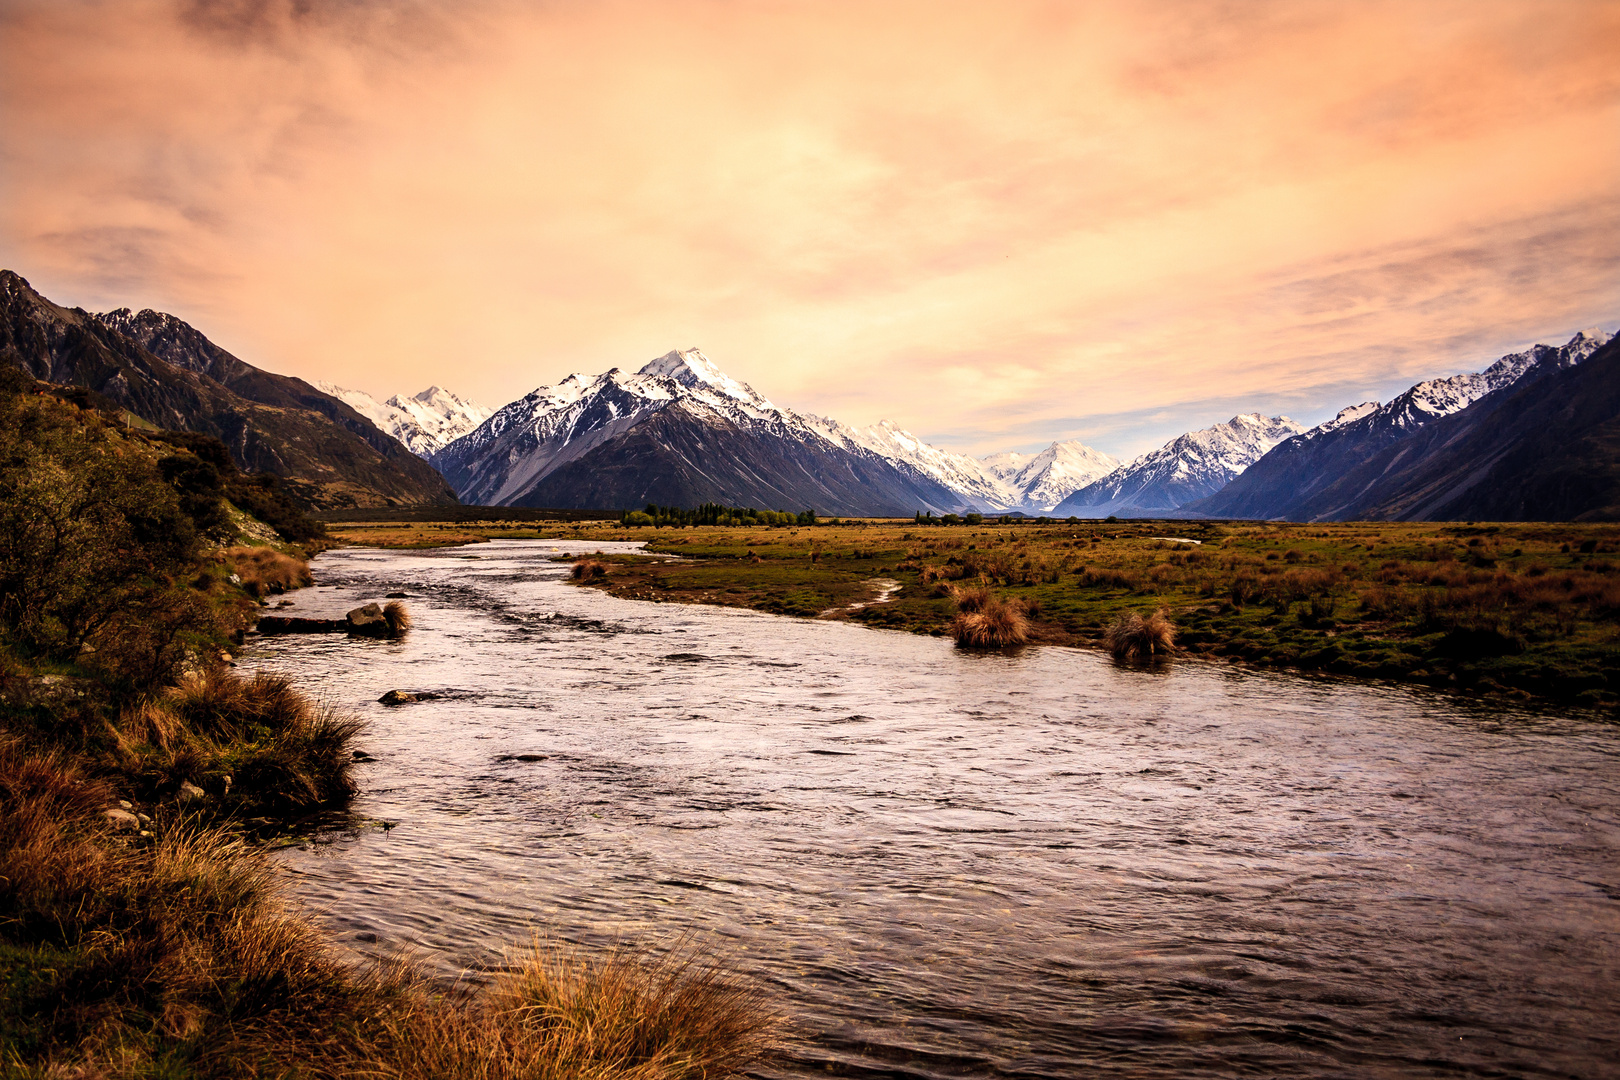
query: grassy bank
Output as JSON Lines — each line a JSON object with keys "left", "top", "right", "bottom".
{"left": 328, "top": 515, "right": 1620, "bottom": 709}
{"left": 0, "top": 381, "right": 780, "bottom": 1077}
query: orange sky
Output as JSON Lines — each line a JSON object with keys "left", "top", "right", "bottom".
{"left": 3, "top": 0, "right": 1617, "bottom": 456}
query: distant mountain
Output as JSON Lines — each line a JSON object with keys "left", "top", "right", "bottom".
{"left": 1190, "top": 330, "right": 1612, "bottom": 521}
{"left": 432, "top": 348, "right": 966, "bottom": 515}
{"left": 985, "top": 440, "right": 1120, "bottom": 510}
{"left": 805, "top": 416, "right": 1021, "bottom": 511}
{"left": 316, "top": 382, "right": 493, "bottom": 458}
{"left": 1053, "top": 413, "right": 1303, "bottom": 518}
{"left": 0, "top": 272, "right": 456, "bottom": 509}
{"left": 1264, "top": 334, "right": 1620, "bottom": 522}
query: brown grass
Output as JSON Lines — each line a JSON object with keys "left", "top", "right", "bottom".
{"left": 228, "top": 545, "right": 313, "bottom": 597}
{"left": 950, "top": 591, "right": 1030, "bottom": 648}
{"left": 384, "top": 600, "right": 413, "bottom": 634}
{"left": 572, "top": 558, "right": 610, "bottom": 580}
{"left": 946, "top": 584, "right": 993, "bottom": 612}
{"left": 369, "top": 940, "right": 783, "bottom": 1080}
{"left": 111, "top": 668, "right": 363, "bottom": 816}
{"left": 0, "top": 737, "right": 783, "bottom": 1077}
{"left": 1103, "top": 609, "right": 1177, "bottom": 661}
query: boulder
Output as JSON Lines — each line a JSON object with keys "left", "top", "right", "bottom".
{"left": 103, "top": 808, "right": 140, "bottom": 832}
{"left": 178, "top": 780, "right": 206, "bottom": 802}
{"left": 346, "top": 603, "right": 391, "bottom": 636}
{"left": 378, "top": 690, "right": 417, "bottom": 706}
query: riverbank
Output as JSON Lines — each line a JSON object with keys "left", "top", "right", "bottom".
{"left": 326, "top": 517, "right": 1620, "bottom": 708}
{"left": 0, "top": 384, "right": 779, "bottom": 1077}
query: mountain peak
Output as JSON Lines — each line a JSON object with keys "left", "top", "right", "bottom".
{"left": 636, "top": 348, "right": 774, "bottom": 410}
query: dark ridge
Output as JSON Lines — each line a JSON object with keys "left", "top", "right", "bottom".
{"left": 0, "top": 269, "right": 458, "bottom": 510}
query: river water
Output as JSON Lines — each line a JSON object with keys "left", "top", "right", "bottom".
{"left": 247, "top": 540, "right": 1620, "bottom": 1078}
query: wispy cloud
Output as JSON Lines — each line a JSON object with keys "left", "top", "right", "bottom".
{"left": 2, "top": 0, "right": 1615, "bottom": 458}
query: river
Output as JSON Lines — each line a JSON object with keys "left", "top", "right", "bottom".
{"left": 245, "top": 540, "right": 1620, "bottom": 1078}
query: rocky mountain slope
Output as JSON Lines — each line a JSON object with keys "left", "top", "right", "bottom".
{"left": 315, "top": 382, "right": 493, "bottom": 457}
{"left": 1200, "top": 333, "right": 1620, "bottom": 522}
{"left": 1343, "top": 333, "right": 1620, "bottom": 521}
{"left": 432, "top": 348, "right": 966, "bottom": 515}
{"left": 1190, "top": 330, "right": 1612, "bottom": 520}
{"left": 805, "top": 416, "right": 1023, "bottom": 511}
{"left": 0, "top": 271, "right": 456, "bottom": 508}
{"left": 1053, "top": 413, "right": 1303, "bottom": 517}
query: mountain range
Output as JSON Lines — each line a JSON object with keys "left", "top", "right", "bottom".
{"left": 1190, "top": 330, "right": 1613, "bottom": 521}
{"left": 428, "top": 349, "right": 967, "bottom": 516}
{"left": 3, "top": 267, "right": 1614, "bottom": 521}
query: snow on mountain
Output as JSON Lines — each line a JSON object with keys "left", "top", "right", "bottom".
{"left": 431, "top": 348, "right": 975, "bottom": 513}
{"left": 1055, "top": 413, "right": 1304, "bottom": 517}
{"left": 1190, "top": 328, "right": 1615, "bottom": 521}
{"left": 1005, "top": 440, "right": 1121, "bottom": 510}
{"left": 804, "top": 416, "right": 1021, "bottom": 510}
{"left": 315, "top": 383, "right": 493, "bottom": 457}
{"left": 980, "top": 451, "right": 1031, "bottom": 484}
{"left": 1315, "top": 328, "right": 1612, "bottom": 441}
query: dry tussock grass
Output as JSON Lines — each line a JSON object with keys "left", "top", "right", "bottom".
{"left": 1103, "top": 609, "right": 1177, "bottom": 661}
{"left": 384, "top": 600, "right": 413, "bottom": 634}
{"left": 111, "top": 668, "right": 362, "bottom": 815}
{"left": 951, "top": 591, "right": 1030, "bottom": 648}
{"left": 228, "top": 545, "right": 313, "bottom": 597}
{"left": 572, "top": 558, "right": 610, "bottom": 581}
{"left": 0, "top": 738, "right": 783, "bottom": 1079}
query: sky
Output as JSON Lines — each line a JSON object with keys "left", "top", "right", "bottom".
{"left": 2, "top": 0, "right": 1617, "bottom": 459}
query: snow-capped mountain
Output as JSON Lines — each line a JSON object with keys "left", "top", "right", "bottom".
{"left": 1337, "top": 329, "right": 1610, "bottom": 441}
{"left": 1003, "top": 440, "right": 1120, "bottom": 510}
{"left": 1192, "top": 328, "right": 1612, "bottom": 520}
{"left": 1054, "top": 413, "right": 1304, "bottom": 517}
{"left": 978, "top": 442, "right": 1121, "bottom": 509}
{"left": 430, "top": 348, "right": 967, "bottom": 515}
{"left": 316, "top": 383, "right": 493, "bottom": 458}
{"left": 805, "top": 416, "right": 1021, "bottom": 510}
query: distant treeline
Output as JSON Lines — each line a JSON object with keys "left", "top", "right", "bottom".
{"left": 622, "top": 503, "right": 820, "bottom": 528}
{"left": 914, "top": 510, "right": 1127, "bottom": 525}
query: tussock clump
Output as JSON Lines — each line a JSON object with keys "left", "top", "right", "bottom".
{"left": 371, "top": 940, "right": 784, "bottom": 1080}
{"left": 384, "top": 600, "right": 412, "bottom": 634}
{"left": 571, "top": 558, "right": 610, "bottom": 581}
{"left": 116, "top": 669, "right": 363, "bottom": 815}
{"left": 1104, "top": 609, "right": 1177, "bottom": 661}
{"left": 947, "top": 584, "right": 993, "bottom": 613}
{"left": 228, "top": 545, "right": 312, "bottom": 597}
{"left": 951, "top": 592, "right": 1029, "bottom": 648}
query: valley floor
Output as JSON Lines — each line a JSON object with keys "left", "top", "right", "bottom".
{"left": 327, "top": 518, "right": 1620, "bottom": 711}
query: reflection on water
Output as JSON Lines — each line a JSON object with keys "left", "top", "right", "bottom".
{"left": 249, "top": 541, "right": 1620, "bottom": 1078}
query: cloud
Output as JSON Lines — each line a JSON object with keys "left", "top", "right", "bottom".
{"left": 2, "top": 0, "right": 1616, "bottom": 458}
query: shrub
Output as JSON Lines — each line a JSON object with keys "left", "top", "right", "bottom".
{"left": 0, "top": 393, "right": 200, "bottom": 660}
{"left": 571, "top": 558, "right": 609, "bottom": 580}
{"left": 951, "top": 593, "right": 1029, "bottom": 648}
{"left": 1103, "top": 609, "right": 1177, "bottom": 661}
